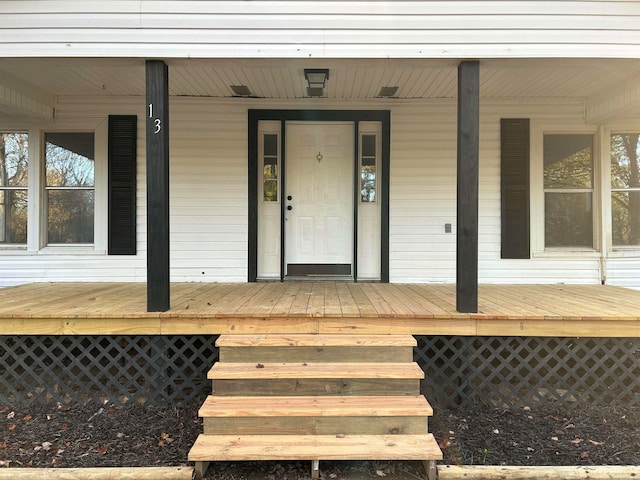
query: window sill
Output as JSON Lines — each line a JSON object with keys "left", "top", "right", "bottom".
{"left": 38, "top": 246, "right": 106, "bottom": 255}
{"left": 608, "top": 249, "right": 640, "bottom": 258}
{"left": 533, "top": 249, "right": 600, "bottom": 258}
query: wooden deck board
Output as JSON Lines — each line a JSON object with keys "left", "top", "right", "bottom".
{"left": 0, "top": 282, "right": 638, "bottom": 336}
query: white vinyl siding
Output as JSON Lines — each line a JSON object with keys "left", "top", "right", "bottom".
{"left": 0, "top": 96, "right": 639, "bottom": 288}
{"left": 1, "top": 1, "right": 639, "bottom": 59}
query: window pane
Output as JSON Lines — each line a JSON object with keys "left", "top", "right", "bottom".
{"left": 264, "top": 134, "right": 278, "bottom": 157}
{"left": 361, "top": 165, "right": 376, "bottom": 203}
{"left": 362, "top": 135, "right": 376, "bottom": 157}
{"left": 545, "top": 192, "right": 593, "bottom": 247}
{"left": 262, "top": 133, "right": 278, "bottom": 202}
{"left": 0, "top": 190, "right": 27, "bottom": 244}
{"left": 612, "top": 191, "right": 640, "bottom": 246}
{"left": 45, "top": 132, "right": 95, "bottom": 187}
{"left": 47, "top": 190, "right": 94, "bottom": 244}
{"left": 611, "top": 133, "right": 640, "bottom": 189}
{"left": 544, "top": 134, "right": 593, "bottom": 189}
{"left": 0, "top": 133, "right": 28, "bottom": 187}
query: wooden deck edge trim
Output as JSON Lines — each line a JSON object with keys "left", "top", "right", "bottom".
{"left": 198, "top": 395, "right": 433, "bottom": 417}
{"left": 0, "top": 466, "right": 194, "bottom": 480}
{"left": 438, "top": 465, "right": 640, "bottom": 480}
{"left": 0, "top": 318, "right": 637, "bottom": 337}
{"left": 215, "top": 334, "right": 417, "bottom": 347}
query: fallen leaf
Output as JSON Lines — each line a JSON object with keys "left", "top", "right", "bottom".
{"left": 439, "top": 439, "right": 452, "bottom": 449}
{"left": 527, "top": 447, "right": 535, "bottom": 452}
{"left": 336, "top": 433, "right": 345, "bottom": 438}
{"left": 96, "top": 446, "right": 108, "bottom": 455}
{"left": 570, "top": 438, "right": 583, "bottom": 445}
{"left": 160, "top": 432, "right": 169, "bottom": 440}
{"left": 0, "top": 407, "right": 9, "bottom": 413}
{"left": 7, "top": 424, "right": 16, "bottom": 431}
{"left": 580, "top": 451, "right": 590, "bottom": 459}
{"left": 60, "top": 423, "right": 69, "bottom": 430}
{"left": 256, "top": 363, "right": 265, "bottom": 368}
{"left": 0, "top": 443, "right": 6, "bottom": 449}
{"left": 551, "top": 436, "right": 559, "bottom": 441}
{"left": 22, "top": 415, "right": 32, "bottom": 422}
{"left": 42, "top": 442, "right": 53, "bottom": 451}
{"left": 158, "top": 440, "right": 166, "bottom": 447}
{"left": 176, "top": 422, "right": 184, "bottom": 429}
{"left": 0, "top": 460, "right": 9, "bottom": 467}
{"left": 492, "top": 428, "right": 500, "bottom": 434}
{"left": 375, "top": 470, "right": 386, "bottom": 477}
{"left": 588, "top": 440, "right": 605, "bottom": 446}
{"left": 6, "top": 412, "right": 15, "bottom": 420}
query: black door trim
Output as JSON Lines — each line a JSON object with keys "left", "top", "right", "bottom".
{"left": 248, "top": 109, "right": 390, "bottom": 283}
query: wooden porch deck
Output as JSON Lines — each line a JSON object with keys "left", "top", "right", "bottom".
{"left": 0, "top": 282, "right": 638, "bottom": 337}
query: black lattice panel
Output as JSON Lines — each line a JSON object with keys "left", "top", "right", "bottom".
{"left": 415, "top": 336, "right": 640, "bottom": 409}
{"left": 0, "top": 336, "right": 218, "bottom": 405}
{"left": 1, "top": 335, "right": 638, "bottom": 408}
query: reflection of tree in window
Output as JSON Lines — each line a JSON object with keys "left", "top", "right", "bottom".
{"left": 45, "top": 133, "right": 95, "bottom": 244}
{"left": 611, "top": 134, "right": 640, "bottom": 246}
{"left": 543, "top": 135, "right": 594, "bottom": 248}
{"left": 0, "top": 133, "right": 28, "bottom": 244}
{"left": 263, "top": 133, "right": 278, "bottom": 202}
{"left": 361, "top": 134, "right": 376, "bottom": 203}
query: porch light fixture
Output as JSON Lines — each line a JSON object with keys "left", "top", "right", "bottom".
{"left": 230, "top": 85, "right": 252, "bottom": 97}
{"left": 304, "top": 68, "right": 329, "bottom": 97}
{"left": 377, "top": 86, "right": 399, "bottom": 98}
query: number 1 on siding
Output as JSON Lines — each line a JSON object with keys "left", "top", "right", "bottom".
{"left": 148, "top": 103, "right": 153, "bottom": 118}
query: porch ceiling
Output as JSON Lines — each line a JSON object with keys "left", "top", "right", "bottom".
{"left": 1, "top": 57, "right": 639, "bottom": 107}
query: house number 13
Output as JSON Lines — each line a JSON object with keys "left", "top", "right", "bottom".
{"left": 148, "top": 103, "right": 161, "bottom": 134}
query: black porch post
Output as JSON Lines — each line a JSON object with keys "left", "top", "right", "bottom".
{"left": 456, "top": 60, "right": 479, "bottom": 313}
{"left": 145, "top": 60, "right": 170, "bottom": 312}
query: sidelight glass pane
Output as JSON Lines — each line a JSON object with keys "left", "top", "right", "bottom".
{"left": 545, "top": 192, "right": 593, "bottom": 248}
{"left": 262, "top": 133, "right": 279, "bottom": 202}
{"left": 47, "top": 190, "right": 94, "bottom": 244}
{"left": 361, "top": 134, "right": 377, "bottom": 203}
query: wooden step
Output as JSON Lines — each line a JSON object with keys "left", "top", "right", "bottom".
{"left": 208, "top": 362, "right": 424, "bottom": 379}
{"left": 217, "top": 335, "right": 416, "bottom": 363}
{"left": 199, "top": 395, "right": 432, "bottom": 435}
{"left": 209, "top": 362, "right": 423, "bottom": 396}
{"left": 188, "top": 433, "right": 443, "bottom": 462}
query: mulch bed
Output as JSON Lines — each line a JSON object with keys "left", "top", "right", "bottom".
{"left": 1, "top": 400, "right": 638, "bottom": 478}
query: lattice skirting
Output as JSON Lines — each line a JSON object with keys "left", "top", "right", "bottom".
{"left": 0, "top": 335, "right": 638, "bottom": 408}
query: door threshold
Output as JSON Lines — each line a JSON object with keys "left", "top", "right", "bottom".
{"left": 285, "top": 275, "right": 354, "bottom": 282}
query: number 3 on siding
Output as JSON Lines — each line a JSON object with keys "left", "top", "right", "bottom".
{"left": 148, "top": 104, "right": 161, "bottom": 134}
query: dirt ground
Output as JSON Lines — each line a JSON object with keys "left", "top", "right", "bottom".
{"left": 1, "top": 400, "right": 638, "bottom": 478}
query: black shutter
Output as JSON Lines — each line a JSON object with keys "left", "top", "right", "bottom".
{"left": 501, "top": 118, "right": 530, "bottom": 259}
{"left": 108, "top": 115, "right": 137, "bottom": 255}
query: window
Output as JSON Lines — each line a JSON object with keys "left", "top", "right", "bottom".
{"left": 543, "top": 134, "right": 594, "bottom": 248}
{"left": 611, "top": 133, "right": 640, "bottom": 247}
{"left": 0, "top": 133, "right": 28, "bottom": 245}
{"left": 360, "top": 134, "right": 377, "bottom": 203}
{"left": 45, "top": 132, "right": 95, "bottom": 244}
{"left": 262, "top": 133, "right": 279, "bottom": 202}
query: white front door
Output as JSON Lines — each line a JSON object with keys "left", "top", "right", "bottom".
{"left": 285, "top": 122, "right": 354, "bottom": 276}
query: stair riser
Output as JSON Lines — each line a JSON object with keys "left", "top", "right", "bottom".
{"left": 203, "top": 416, "right": 428, "bottom": 435}
{"left": 220, "top": 346, "right": 413, "bottom": 363}
{"left": 213, "top": 379, "right": 420, "bottom": 396}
